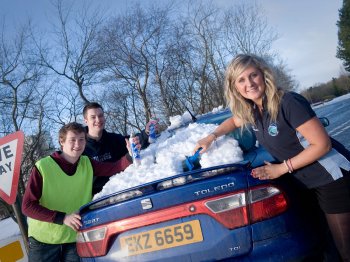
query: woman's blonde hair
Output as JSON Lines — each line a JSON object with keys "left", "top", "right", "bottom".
{"left": 224, "top": 54, "right": 284, "bottom": 128}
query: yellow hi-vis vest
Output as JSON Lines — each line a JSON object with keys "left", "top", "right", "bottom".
{"left": 28, "top": 155, "right": 93, "bottom": 244}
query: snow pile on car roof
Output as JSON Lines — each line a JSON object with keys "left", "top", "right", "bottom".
{"left": 93, "top": 112, "right": 243, "bottom": 200}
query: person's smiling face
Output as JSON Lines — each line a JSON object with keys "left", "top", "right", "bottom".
{"left": 60, "top": 131, "right": 86, "bottom": 162}
{"left": 234, "top": 66, "right": 266, "bottom": 106}
{"left": 84, "top": 108, "right": 106, "bottom": 134}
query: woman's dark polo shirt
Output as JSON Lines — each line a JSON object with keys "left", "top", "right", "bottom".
{"left": 252, "top": 92, "right": 350, "bottom": 188}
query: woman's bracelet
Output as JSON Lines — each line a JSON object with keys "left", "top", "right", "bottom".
{"left": 283, "top": 160, "right": 292, "bottom": 173}
{"left": 283, "top": 159, "right": 294, "bottom": 173}
{"left": 288, "top": 158, "right": 294, "bottom": 172}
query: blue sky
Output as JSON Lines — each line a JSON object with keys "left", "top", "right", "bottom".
{"left": 256, "top": 0, "right": 344, "bottom": 89}
{"left": 0, "top": 0, "right": 344, "bottom": 90}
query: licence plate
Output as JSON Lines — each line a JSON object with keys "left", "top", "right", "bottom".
{"left": 120, "top": 220, "right": 203, "bottom": 256}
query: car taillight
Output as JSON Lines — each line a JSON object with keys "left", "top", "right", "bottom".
{"left": 248, "top": 186, "right": 288, "bottom": 223}
{"left": 205, "top": 193, "right": 249, "bottom": 229}
{"left": 206, "top": 193, "right": 246, "bottom": 213}
{"left": 76, "top": 227, "right": 107, "bottom": 257}
{"left": 77, "top": 185, "right": 288, "bottom": 257}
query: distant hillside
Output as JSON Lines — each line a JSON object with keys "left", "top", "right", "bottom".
{"left": 301, "top": 74, "right": 350, "bottom": 103}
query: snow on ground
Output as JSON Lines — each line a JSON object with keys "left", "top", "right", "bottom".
{"left": 93, "top": 109, "right": 243, "bottom": 200}
{"left": 312, "top": 92, "right": 350, "bottom": 109}
{"left": 0, "top": 217, "right": 20, "bottom": 240}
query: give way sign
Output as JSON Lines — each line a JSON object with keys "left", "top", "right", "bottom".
{"left": 0, "top": 131, "right": 24, "bottom": 205}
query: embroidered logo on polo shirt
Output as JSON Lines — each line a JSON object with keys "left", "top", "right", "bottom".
{"left": 268, "top": 123, "right": 279, "bottom": 136}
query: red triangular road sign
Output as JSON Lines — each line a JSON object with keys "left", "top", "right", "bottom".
{"left": 0, "top": 131, "right": 24, "bottom": 205}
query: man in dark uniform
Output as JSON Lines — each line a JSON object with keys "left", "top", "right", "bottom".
{"left": 83, "top": 102, "right": 152, "bottom": 194}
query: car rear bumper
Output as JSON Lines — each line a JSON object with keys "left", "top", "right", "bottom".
{"left": 80, "top": 215, "right": 321, "bottom": 262}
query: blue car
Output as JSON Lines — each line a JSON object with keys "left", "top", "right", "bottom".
{"left": 77, "top": 109, "right": 329, "bottom": 261}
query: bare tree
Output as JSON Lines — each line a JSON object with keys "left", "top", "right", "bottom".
{"left": 95, "top": 3, "right": 175, "bottom": 132}
{"left": 36, "top": 0, "right": 104, "bottom": 108}
{"left": 0, "top": 21, "right": 54, "bottom": 223}
{"left": 222, "top": 2, "right": 278, "bottom": 57}
{"left": 162, "top": 1, "right": 282, "bottom": 116}
{"left": 93, "top": 0, "right": 290, "bottom": 128}
{"left": 45, "top": 82, "right": 84, "bottom": 126}
{"left": 270, "top": 58, "right": 299, "bottom": 91}
{"left": 179, "top": 1, "right": 226, "bottom": 114}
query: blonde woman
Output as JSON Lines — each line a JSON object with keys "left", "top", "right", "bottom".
{"left": 195, "top": 54, "right": 350, "bottom": 260}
